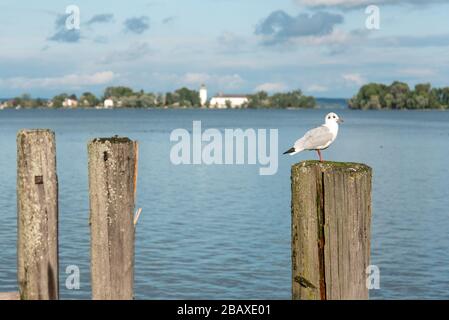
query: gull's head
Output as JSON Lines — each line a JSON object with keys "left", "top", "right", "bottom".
{"left": 325, "top": 112, "right": 343, "bottom": 125}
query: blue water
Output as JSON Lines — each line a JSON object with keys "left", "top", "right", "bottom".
{"left": 0, "top": 108, "right": 448, "bottom": 299}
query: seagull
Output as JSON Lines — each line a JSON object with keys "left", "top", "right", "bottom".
{"left": 283, "top": 112, "right": 343, "bottom": 162}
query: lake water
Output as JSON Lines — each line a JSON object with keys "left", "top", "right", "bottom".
{"left": 0, "top": 108, "right": 448, "bottom": 300}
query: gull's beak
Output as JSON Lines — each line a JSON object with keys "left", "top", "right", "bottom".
{"left": 337, "top": 118, "right": 344, "bottom": 124}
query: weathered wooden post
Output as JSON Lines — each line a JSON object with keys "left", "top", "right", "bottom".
{"left": 88, "top": 137, "right": 138, "bottom": 300}
{"left": 17, "top": 129, "right": 59, "bottom": 300}
{"left": 291, "top": 161, "right": 372, "bottom": 300}
{"left": 0, "top": 292, "right": 20, "bottom": 300}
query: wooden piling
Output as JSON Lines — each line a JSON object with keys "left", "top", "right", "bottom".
{"left": 0, "top": 292, "right": 20, "bottom": 300}
{"left": 17, "top": 129, "right": 59, "bottom": 300}
{"left": 291, "top": 161, "right": 372, "bottom": 300}
{"left": 88, "top": 137, "right": 138, "bottom": 300}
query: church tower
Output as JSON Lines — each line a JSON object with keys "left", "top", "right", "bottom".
{"left": 199, "top": 84, "right": 207, "bottom": 106}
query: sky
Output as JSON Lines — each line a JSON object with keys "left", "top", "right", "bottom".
{"left": 1, "top": 0, "right": 449, "bottom": 98}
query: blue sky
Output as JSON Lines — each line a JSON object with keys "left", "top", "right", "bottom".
{"left": 1, "top": 0, "right": 449, "bottom": 98}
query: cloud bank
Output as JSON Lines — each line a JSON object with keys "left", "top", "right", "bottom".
{"left": 296, "top": 0, "right": 448, "bottom": 9}
{"left": 255, "top": 11, "right": 343, "bottom": 45}
{"left": 87, "top": 14, "right": 114, "bottom": 26}
{"left": 124, "top": 16, "right": 150, "bottom": 34}
{"left": 48, "top": 14, "right": 81, "bottom": 43}
{"left": 0, "top": 71, "right": 116, "bottom": 89}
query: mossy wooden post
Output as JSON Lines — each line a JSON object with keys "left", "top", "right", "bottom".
{"left": 17, "top": 129, "right": 59, "bottom": 300}
{"left": 88, "top": 137, "right": 138, "bottom": 300}
{"left": 291, "top": 161, "right": 372, "bottom": 300}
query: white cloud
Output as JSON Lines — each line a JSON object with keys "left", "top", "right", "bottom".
{"left": 218, "top": 74, "right": 245, "bottom": 89}
{"left": 300, "top": 29, "right": 350, "bottom": 46}
{"left": 0, "top": 71, "right": 115, "bottom": 89}
{"left": 306, "top": 84, "right": 328, "bottom": 92}
{"left": 100, "top": 42, "right": 152, "bottom": 64}
{"left": 182, "top": 73, "right": 244, "bottom": 90}
{"left": 150, "top": 72, "right": 245, "bottom": 91}
{"left": 254, "top": 82, "right": 287, "bottom": 92}
{"left": 217, "top": 32, "right": 244, "bottom": 47}
{"left": 342, "top": 73, "right": 366, "bottom": 85}
{"left": 182, "top": 73, "right": 211, "bottom": 85}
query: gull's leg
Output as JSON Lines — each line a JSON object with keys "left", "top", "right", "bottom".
{"left": 317, "top": 149, "right": 323, "bottom": 162}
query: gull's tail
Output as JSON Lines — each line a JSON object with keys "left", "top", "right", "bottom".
{"left": 283, "top": 147, "right": 300, "bottom": 156}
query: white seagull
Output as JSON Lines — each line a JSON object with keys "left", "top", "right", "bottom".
{"left": 283, "top": 112, "right": 343, "bottom": 162}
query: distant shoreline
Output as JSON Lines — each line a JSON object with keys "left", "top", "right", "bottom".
{"left": 1, "top": 106, "right": 448, "bottom": 111}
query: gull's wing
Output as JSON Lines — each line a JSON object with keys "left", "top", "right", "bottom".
{"left": 294, "top": 125, "right": 333, "bottom": 150}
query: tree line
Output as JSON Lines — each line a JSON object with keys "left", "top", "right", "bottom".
{"left": 3, "top": 86, "right": 316, "bottom": 109}
{"left": 3, "top": 87, "right": 202, "bottom": 109}
{"left": 349, "top": 82, "right": 449, "bottom": 110}
{"left": 246, "top": 90, "right": 316, "bottom": 109}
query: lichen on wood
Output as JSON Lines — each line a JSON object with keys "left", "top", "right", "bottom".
{"left": 17, "top": 129, "right": 59, "bottom": 300}
{"left": 291, "top": 161, "right": 372, "bottom": 300}
{"left": 88, "top": 137, "right": 138, "bottom": 300}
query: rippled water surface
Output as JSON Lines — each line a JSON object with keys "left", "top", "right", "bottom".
{"left": 0, "top": 108, "right": 448, "bottom": 299}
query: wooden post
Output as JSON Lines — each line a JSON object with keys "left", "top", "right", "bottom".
{"left": 291, "top": 161, "right": 372, "bottom": 300}
{"left": 0, "top": 292, "right": 20, "bottom": 300}
{"left": 88, "top": 137, "right": 138, "bottom": 300}
{"left": 17, "top": 129, "right": 59, "bottom": 300}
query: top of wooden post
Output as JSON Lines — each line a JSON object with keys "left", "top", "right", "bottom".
{"left": 17, "top": 129, "right": 55, "bottom": 140}
{"left": 291, "top": 159, "right": 372, "bottom": 300}
{"left": 90, "top": 136, "right": 133, "bottom": 144}
{"left": 88, "top": 135, "right": 137, "bottom": 300}
{"left": 0, "top": 292, "right": 20, "bottom": 300}
{"left": 18, "top": 129, "right": 54, "bottom": 134}
{"left": 292, "top": 160, "right": 372, "bottom": 175}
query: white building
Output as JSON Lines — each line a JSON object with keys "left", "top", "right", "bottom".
{"left": 209, "top": 94, "right": 249, "bottom": 109}
{"left": 62, "top": 98, "right": 78, "bottom": 108}
{"left": 103, "top": 98, "right": 114, "bottom": 109}
{"left": 199, "top": 84, "right": 207, "bottom": 107}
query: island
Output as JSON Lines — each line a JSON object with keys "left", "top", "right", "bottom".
{"left": 349, "top": 82, "right": 449, "bottom": 110}
{"left": 0, "top": 86, "right": 316, "bottom": 110}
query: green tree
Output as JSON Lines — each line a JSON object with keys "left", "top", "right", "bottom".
{"left": 366, "top": 95, "right": 382, "bottom": 110}
{"left": 120, "top": 95, "right": 139, "bottom": 108}
{"left": 165, "top": 92, "right": 175, "bottom": 106}
{"left": 389, "top": 81, "right": 410, "bottom": 109}
{"left": 298, "top": 95, "right": 316, "bottom": 109}
{"left": 52, "top": 93, "right": 68, "bottom": 108}
{"left": 384, "top": 93, "right": 394, "bottom": 109}
{"left": 35, "top": 98, "right": 47, "bottom": 108}
{"left": 104, "top": 86, "right": 134, "bottom": 99}
{"left": 155, "top": 93, "right": 165, "bottom": 107}
{"left": 415, "top": 83, "right": 431, "bottom": 95}
{"left": 80, "top": 92, "right": 98, "bottom": 107}
{"left": 247, "top": 89, "right": 315, "bottom": 109}
{"left": 247, "top": 91, "right": 269, "bottom": 108}
{"left": 13, "top": 93, "right": 34, "bottom": 108}
{"left": 175, "top": 87, "right": 201, "bottom": 107}
{"left": 138, "top": 93, "right": 157, "bottom": 108}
